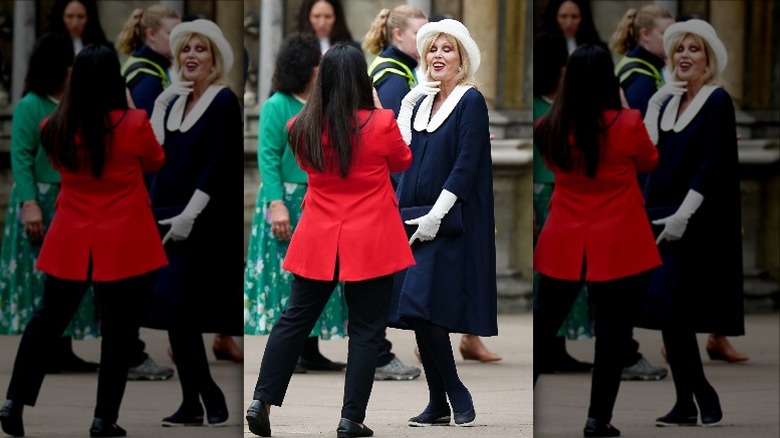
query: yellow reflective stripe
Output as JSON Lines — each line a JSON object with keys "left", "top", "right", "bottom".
{"left": 367, "top": 56, "right": 416, "bottom": 87}
{"left": 121, "top": 56, "right": 169, "bottom": 86}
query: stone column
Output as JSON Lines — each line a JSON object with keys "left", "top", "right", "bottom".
{"left": 12, "top": 0, "right": 36, "bottom": 105}
{"left": 215, "top": 0, "right": 244, "bottom": 95}
{"left": 710, "top": 0, "right": 745, "bottom": 108}
{"left": 160, "top": 0, "right": 184, "bottom": 16}
{"left": 462, "top": 0, "right": 499, "bottom": 108}
{"left": 408, "top": 0, "right": 432, "bottom": 15}
{"left": 259, "top": 0, "right": 283, "bottom": 107}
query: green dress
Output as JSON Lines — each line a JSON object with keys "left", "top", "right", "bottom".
{"left": 244, "top": 91, "right": 347, "bottom": 338}
{"left": 533, "top": 95, "right": 593, "bottom": 340}
{"left": 0, "top": 92, "right": 98, "bottom": 339}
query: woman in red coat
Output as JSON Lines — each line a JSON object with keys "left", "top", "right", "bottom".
{"left": 533, "top": 44, "right": 660, "bottom": 438}
{"left": 0, "top": 45, "right": 166, "bottom": 438}
{"left": 245, "top": 44, "right": 414, "bottom": 438}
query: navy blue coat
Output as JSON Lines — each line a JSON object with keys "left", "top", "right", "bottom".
{"left": 390, "top": 87, "right": 498, "bottom": 336}
{"left": 619, "top": 45, "right": 665, "bottom": 118}
{"left": 372, "top": 45, "right": 418, "bottom": 117}
{"left": 146, "top": 87, "right": 244, "bottom": 335}
{"left": 124, "top": 45, "right": 171, "bottom": 118}
{"left": 640, "top": 87, "right": 744, "bottom": 335}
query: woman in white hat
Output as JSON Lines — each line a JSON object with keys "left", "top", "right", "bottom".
{"left": 389, "top": 19, "right": 496, "bottom": 427}
{"left": 146, "top": 19, "right": 242, "bottom": 427}
{"left": 640, "top": 19, "right": 743, "bottom": 427}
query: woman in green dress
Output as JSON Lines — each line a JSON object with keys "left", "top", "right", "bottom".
{"left": 0, "top": 34, "right": 99, "bottom": 371}
{"left": 244, "top": 33, "right": 347, "bottom": 370}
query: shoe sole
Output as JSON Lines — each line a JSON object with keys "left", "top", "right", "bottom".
{"left": 408, "top": 419, "right": 451, "bottom": 427}
{"left": 161, "top": 419, "right": 204, "bottom": 427}
{"left": 655, "top": 421, "right": 697, "bottom": 427}
{"left": 246, "top": 414, "right": 271, "bottom": 437}
{"left": 454, "top": 420, "right": 476, "bottom": 427}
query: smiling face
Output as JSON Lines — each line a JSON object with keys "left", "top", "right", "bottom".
{"left": 179, "top": 34, "right": 214, "bottom": 84}
{"left": 425, "top": 34, "right": 461, "bottom": 85}
{"left": 556, "top": 0, "right": 581, "bottom": 38}
{"left": 309, "top": 1, "right": 336, "bottom": 38}
{"left": 63, "top": 1, "right": 87, "bottom": 39}
{"left": 672, "top": 34, "right": 709, "bottom": 85}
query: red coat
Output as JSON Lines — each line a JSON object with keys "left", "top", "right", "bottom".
{"left": 37, "top": 109, "right": 167, "bottom": 281}
{"left": 534, "top": 109, "right": 661, "bottom": 281}
{"left": 283, "top": 109, "right": 415, "bottom": 281}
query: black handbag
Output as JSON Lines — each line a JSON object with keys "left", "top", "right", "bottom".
{"left": 400, "top": 203, "right": 464, "bottom": 238}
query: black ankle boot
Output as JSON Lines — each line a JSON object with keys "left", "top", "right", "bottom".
{"left": 0, "top": 400, "right": 24, "bottom": 437}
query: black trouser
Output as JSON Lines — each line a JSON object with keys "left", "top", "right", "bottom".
{"left": 253, "top": 271, "right": 393, "bottom": 423}
{"left": 662, "top": 318, "right": 717, "bottom": 411}
{"left": 412, "top": 318, "right": 471, "bottom": 413}
{"left": 376, "top": 335, "right": 395, "bottom": 367}
{"left": 534, "top": 271, "right": 651, "bottom": 423}
{"left": 6, "top": 271, "right": 156, "bottom": 422}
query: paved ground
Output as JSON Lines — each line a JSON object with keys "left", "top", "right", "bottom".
{"left": 534, "top": 313, "right": 780, "bottom": 438}
{"left": 243, "top": 314, "right": 531, "bottom": 437}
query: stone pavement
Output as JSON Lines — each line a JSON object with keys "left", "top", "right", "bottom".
{"left": 243, "top": 314, "right": 531, "bottom": 437}
{"left": 0, "top": 329, "right": 244, "bottom": 437}
{"left": 534, "top": 313, "right": 780, "bottom": 438}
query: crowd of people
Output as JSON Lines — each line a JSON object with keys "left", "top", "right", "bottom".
{"left": 0, "top": 0, "right": 755, "bottom": 437}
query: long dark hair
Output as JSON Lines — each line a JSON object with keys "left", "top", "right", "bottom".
{"left": 539, "top": 0, "right": 605, "bottom": 48}
{"left": 297, "top": 0, "right": 354, "bottom": 45}
{"left": 288, "top": 43, "right": 374, "bottom": 177}
{"left": 536, "top": 44, "right": 622, "bottom": 178}
{"left": 47, "top": 0, "right": 110, "bottom": 47}
{"left": 24, "top": 33, "right": 74, "bottom": 97}
{"left": 42, "top": 44, "right": 128, "bottom": 178}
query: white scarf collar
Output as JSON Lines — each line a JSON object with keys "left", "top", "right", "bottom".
{"left": 413, "top": 84, "right": 472, "bottom": 133}
{"left": 660, "top": 84, "right": 719, "bottom": 132}
{"left": 166, "top": 84, "right": 225, "bottom": 133}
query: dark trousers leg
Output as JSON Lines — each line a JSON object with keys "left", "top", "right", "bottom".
{"left": 411, "top": 319, "right": 470, "bottom": 413}
{"left": 93, "top": 272, "right": 157, "bottom": 422}
{"left": 340, "top": 275, "right": 393, "bottom": 422}
{"left": 376, "top": 334, "right": 395, "bottom": 367}
{"left": 662, "top": 323, "right": 716, "bottom": 411}
{"left": 253, "top": 275, "right": 338, "bottom": 405}
{"left": 587, "top": 271, "right": 650, "bottom": 423}
{"left": 6, "top": 276, "right": 90, "bottom": 405}
{"left": 533, "top": 275, "right": 582, "bottom": 386}
{"left": 413, "top": 331, "right": 448, "bottom": 412}
{"left": 168, "top": 328, "right": 221, "bottom": 410}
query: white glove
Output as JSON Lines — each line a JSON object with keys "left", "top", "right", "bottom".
{"left": 150, "top": 81, "right": 193, "bottom": 144}
{"left": 405, "top": 189, "right": 457, "bottom": 245}
{"left": 397, "top": 81, "right": 440, "bottom": 145}
{"left": 652, "top": 189, "right": 703, "bottom": 244}
{"left": 644, "top": 80, "right": 686, "bottom": 145}
{"left": 158, "top": 189, "right": 210, "bottom": 244}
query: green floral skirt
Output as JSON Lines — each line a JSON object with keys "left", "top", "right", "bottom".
{"left": 533, "top": 182, "right": 593, "bottom": 339}
{"left": 0, "top": 183, "right": 99, "bottom": 339}
{"left": 244, "top": 182, "right": 347, "bottom": 338}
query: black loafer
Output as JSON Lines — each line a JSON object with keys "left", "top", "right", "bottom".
{"left": 0, "top": 400, "right": 24, "bottom": 437}
{"left": 583, "top": 417, "right": 620, "bottom": 437}
{"left": 204, "top": 392, "right": 228, "bottom": 426}
{"left": 408, "top": 407, "right": 451, "bottom": 427}
{"left": 89, "top": 418, "right": 126, "bottom": 437}
{"left": 453, "top": 407, "right": 476, "bottom": 427}
{"left": 337, "top": 418, "right": 373, "bottom": 438}
{"left": 697, "top": 390, "right": 723, "bottom": 426}
{"left": 655, "top": 404, "right": 698, "bottom": 427}
{"left": 298, "top": 357, "right": 347, "bottom": 371}
{"left": 246, "top": 400, "right": 271, "bottom": 437}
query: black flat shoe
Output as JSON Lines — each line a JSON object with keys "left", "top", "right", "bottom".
{"left": 89, "top": 418, "right": 126, "bottom": 437}
{"left": 697, "top": 390, "right": 722, "bottom": 426}
{"left": 453, "top": 407, "right": 476, "bottom": 427}
{"left": 655, "top": 403, "right": 698, "bottom": 427}
{"left": 161, "top": 404, "right": 204, "bottom": 427}
{"left": 203, "top": 389, "right": 228, "bottom": 426}
{"left": 583, "top": 417, "right": 620, "bottom": 437}
{"left": 337, "top": 418, "right": 373, "bottom": 438}
{"left": 246, "top": 400, "right": 271, "bottom": 437}
{"left": 298, "top": 357, "right": 347, "bottom": 371}
{"left": 408, "top": 406, "right": 451, "bottom": 427}
{"left": 0, "top": 400, "right": 24, "bottom": 437}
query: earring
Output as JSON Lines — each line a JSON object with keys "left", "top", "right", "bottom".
{"left": 458, "top": 66, "right": 462, "bottom": 72}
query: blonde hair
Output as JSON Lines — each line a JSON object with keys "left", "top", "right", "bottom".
{"left": 666, "top": 32, "right": 720, "bottom": 84}
{"left": 418, "top": 32, "right": 476, "bottom": 88}
{"left": 171, "top": 32, "right": 225, "bottom": 85}
{"left": 609, "top": 5, "right": 673, "bottom": 55}
{"left": 116, "top": 5, "right": 179, "bottom": 55}
{"left": 362, "top": 5, "right": 427, "bottom": 55}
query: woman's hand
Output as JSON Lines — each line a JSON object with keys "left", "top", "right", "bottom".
{"left": 269, "top": 200, "right": 292, "bottom": 240}
{"left": 22, "top": 200, "right": 44, "bottom": 241}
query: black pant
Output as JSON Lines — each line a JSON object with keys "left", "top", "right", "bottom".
{"left": 253, "top": 271, "right": 393, "bottom": 423}
{"left": 662, "top": 315, "right": 717, "bottom": 411}
{"left": 6, "top": 272, "right": 156, "bottom": 422}
{"left": 534, "top": 271, "right": 651, "bottom": 422}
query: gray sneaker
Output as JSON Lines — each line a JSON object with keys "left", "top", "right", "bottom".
{"left": 621, "top": 357, "right": 668, "bottom": 381}
{"left": 127, "top": 357, "right": 175, "bottom": 381}
{"left": 374, "top": 357, "right": 421, "bottom": 381}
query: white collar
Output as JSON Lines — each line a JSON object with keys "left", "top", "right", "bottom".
{"left": 660, "top": 84, "right": 719, "bottom": 132}
{"left": 413, "top": 84, "right": 472, "bottom": 133}
{"left": 166, "top": 85, "right": 225, "bottom": 132}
